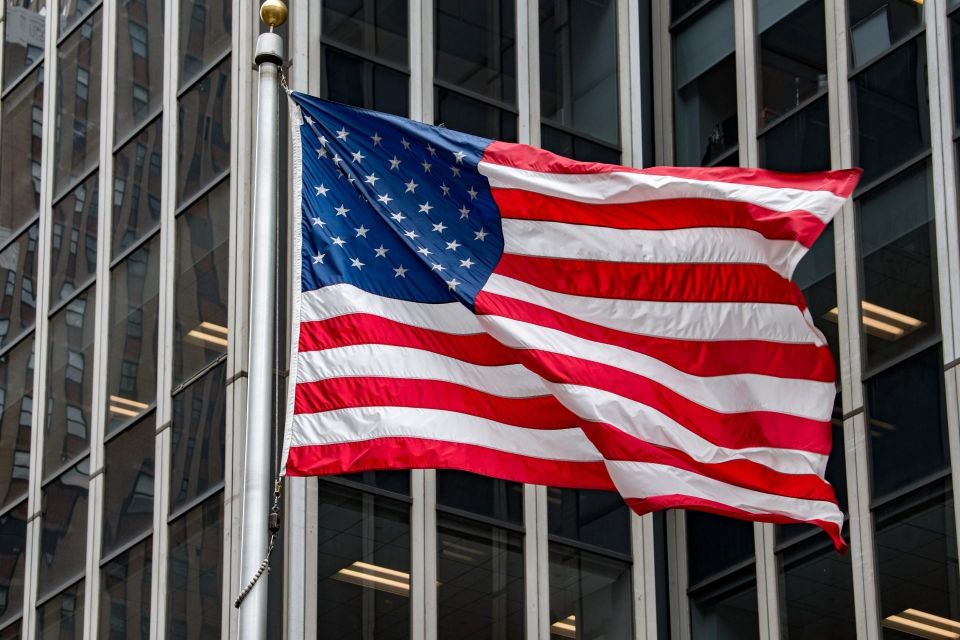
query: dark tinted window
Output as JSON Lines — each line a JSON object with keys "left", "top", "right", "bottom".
{"left": 549, "top": 544, "right": 632, "bottom": 639}
{"left": 3, "top": 0, "right": 46, "bottom": 90}
{"left": 179, "top": 0, "right": 231, "bottom": 89}
{"left": 112, "top": 118, "right": 163, "bottom": 258}
{"left": 170, "top": 364, "right": 226, "bottom": 512}
{"left": 38, "top": 460, "right": 89, "bottom": 597}
{"left": 115, "top": 0, "right": 164, "bottom": 140}
{"left": 0, "top": 66, "right": 43, "bottom": 235}
{"left": 176, "top": 57, "right": 230, "bottom": 205}
{"left": 102, "top": 415, "right": 155, "bottom": 555}
{"left": 167, "top": 496, "right": 223, "bottom": 639}
{"left": 437, "top": 471, "right": 522, "bottom": 524}
{"left": 548, "top": 489, "right": 630, "bottom": 554}
{"left": 848, "top": 0, "right": 923, "bottom": 68}
{"left": 321, "top": 46, "right": 410, "bottom": 118}
{"left": 0, "top": 337, "right": 33, "bottom": 511}
{"left": 0, "top": 501, "right": 28, "bottom": 628}
{"left": 50, "top": 175, "right": 98, "bottom": 305}
{"left": 36, "top": 580, "right": 83, "bottom": 640}
{"left": 99, "top": 539, "right": 151, "bottom": 640}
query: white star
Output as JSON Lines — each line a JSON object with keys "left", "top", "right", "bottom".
{"left": 334, "top": 205, "right": 350, "bottom": 217}
{"left": 440, "top": 184, "right": 451, "bottom": 197}
{"left": 451, "top": 166, "right": 461, "bottom": 178}
{"left": 377, "top": 193, "right": 393, "bottom": 205}
{"left": 316, "top": 147, "right": 327, "bottom": 159}
{"left": 458, "top": 205, "right": 470, "bottom": 219}
{"left": 474, "top": 228, "right": 488, "bottom": 241}
{"left": 315, "top": 184, "right": 329, "bottom": 197}
{"left": 467, "top": 186, "right": 478, "bottom": 200}
{"left": 421, "top": 160, "right": 432, "bottom": 173}
{"left": 332, "top": 153, "right": 343, "bottom": 164}
{"left": 364, "top": 173, "right": 379, "bottom": 186}
{"left": 350, "top": 257, "right": 365, "bottom": 270}
{"left": 405, "top": 179, "right": 419, "bottom": 193}
{"left": 313, "top": 252, "right": 325, "bottom": 264}
{"left": 426, "top": 144, "right": 437, "bottom": 156}
{"left": 336, "top": 128, "right": 349, "bottom": 141}
{"left": 446, "top": 277, "right": 461, "bottom": 290}
{"left": 403, "top": 229, "right": 419, "bottom": 240}
{"left": 352, "top": 150, "right": 366, "bottom": 163}
{"left": 371, "top": 132, "right": 382, "bottom": 146}
{"left": 354, "top": 225, "right": 369, "bottom": 238}
{"left": 304, "top": 115, "right": 314, "bottom": 126}
{"left": 416, "top": 246, "right": 432, "bottom": 256}
{"left": 400, "top": 138, "right": 411, "bottom": 150}
{"left": 374, "top": 245, "right": 389, "bottom": 258}
{"left": 389, "top": 156, "right": 402, "bottom": 170}
{"left": 445, "top": 239, "right": 461, "bottom": 251}
{"left": 331, "top": 235, "right": 346, "bottom": 247}
{"left": 318, "top": 135, "right": 327, "bottom": 146}
{"left": 390, "top": 211, "right": 407, "bottom": 223}
{"left": 431, "top": 262, "right": 445, "bottom": 272}
{"left": 453, "top": 150, "right": 466, "bottom": 164}
{"left": 312, "top": 217, "right": 325, "bottom": 227}
{"left": 432, "top": 222, "right": 447, "bottom": 233}
{"left": 419, "top": 202, "right": 434, "bottom": 214}
{"left": 459, "top": 257, "right": 474, "bottom": 269}
{"left": 348, "top": 174, "right": 356, "bottom": 183}
{"left": 394, "top": 265, "right": 408, "bottom": 278}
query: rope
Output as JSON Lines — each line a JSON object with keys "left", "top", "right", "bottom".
{"left": 234, "top": 477, "right": 284, "bottom": 609}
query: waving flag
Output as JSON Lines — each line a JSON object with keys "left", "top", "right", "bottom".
{"left": 281, "top": 92, "right": 859, "bottom": 549}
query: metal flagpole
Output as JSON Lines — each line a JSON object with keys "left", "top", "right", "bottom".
{"left": 238, "top": 2, "right": 287, "bottom": 638}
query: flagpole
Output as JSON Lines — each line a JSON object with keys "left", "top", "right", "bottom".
{"left": 238, "top": 2, "right": 286, "bottom": 638}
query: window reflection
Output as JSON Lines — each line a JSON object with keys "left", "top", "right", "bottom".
{"left": 687, "top": 512, "right": 754, "bottom": 586}
{"left": 848, "top": 0, "right": 923, "bottom": 68}
{"left": 548, "top": 488, "right": 630, "bottom": 554}
{"left": 759, "top": 96, "right": 830, "bottom": 172}
{"left": 3, "top": 0, "right": 45, "bottom": 90}
{"left": 436, "top": 0, "right": 516, "bottom": 105}
{"left": 0, "top": 337, "right": 33, "bottom": 511}
{"left": 437, "top": 471, "right": 522, "bottom": 525}
{"left": 50, "top": 173, "right": 98, "bottom": 306}
{"left": 690, "top": 573, "right": 760, "bottom": 640}
{"left": 115, "top": 0, "right": 164, "bottom": 140}
{"left": 44, "top": 286, "right": 95, "bottom": 480}
{"left": 0, "top": 66, "right": 44, "bottom": 236}
{"left": 435, "top": 88, "right": 517, "bottom": 141}
{"left": 36, "top": 580, "right": 83, "bottom": 640}
{"left": 38, "top": 459, "right": 89, "bottom": 598}
{"left": 323, "top": 0, "right": 408, "bottom": 67}
{"left": 179, "top": 0, "right": 231, "bottom": 90}
{"left": 549, "top": 544, "right": 632, "bottom": 640}
{"left": 102, "top": 415, "right": 154, "bottom": 556}
{"left": 0, "top": 501, "right": 28, "bottom": 628}
{"left": 0, "top": 621, "right": 17, "bottom": 638}
{"left": 112, "top": 118, "right": 163, "bottom": 258}
{"left": 99, "top": 539, "right": 151, "bottom": 640}
{"left": 780, "top": 539, "right": 856, "bottom": 639}
{"left": 541, "top": 123, "right": 620, "bottom": 164}
{"left": 176, "top": 57, "right": 230, "bottom": 205}
{"left": 0, "top": 223, "right": 39, "bottom": 350}
{"left": 58, "top": 0, "right": 96, "bottom": 37}
{"left": 322, "top": 46, "right": 410, "bottom": 118}
{"left": 170, "top": 364, "right": 225, "bottom": 513}
{"left": 792, "top": 222, "right": 839, "bottom": 378}
{"left": 167, "top": 496, "right": 222, "bottom": 640}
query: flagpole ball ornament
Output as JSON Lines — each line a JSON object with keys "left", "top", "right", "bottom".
{"left": 259, "top": 0, "right": 287, "bottom": 28}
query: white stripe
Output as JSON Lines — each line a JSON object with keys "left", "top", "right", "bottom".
{"left": 483, "top": 274, "right": 825, "bottom": 345}
{"left": 291, "top": 406, "right": 603, "bottom": 462}
{"left": 295, "top": 344, "right": 549, "bottom": 398}
{"left": 606, "top": 461, "right": 844, "bottom": 528}
{"left": 479, "top": 315, "right": 834, "bottom": 420}
{"left": 300, "top": 283, "right": 482, "bottom": 334}
{"left": 544, "top": 382, "right": 828, "bottom": 476}
{"left": 502, "top": 219, "right": 806, "bottom": 279}
{"left": 478, "top": 161, "right": 846, "bottom": 222}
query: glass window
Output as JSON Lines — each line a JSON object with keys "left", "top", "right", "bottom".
{"left": 435, "top": 0, "right": 516, "bottom": 104}
{"left": 176, "top": 56, "right": 230, "bottom": 206}
{"left": 102, "top": 415, "right": 154, "bottom": 556}
{"left": 548, "top": 488, "right": 630, "bottom": 554}
{"left": 867, "top": 347, "right": 948, "bottom": 501}
{"left": 687, "top": 512, "right": 754, "bottom": 586}
{"left": 0, "top": 501, "right": 28, "bottom": 628}
{"left": 540, "top": 0, "right": 620, "bottom": 155}
{"left": 0, "top": 222, "right": 39, "bottom": 350}
{"left": 690, "top": 574, "right": 760, "bottom": 640}
{"left": 853, "top": 37, "right": 930, "bottom": 185}
{"left": 857, "top": 162, "right": 938, "bottom": 370}
{"left": 436, "top": 87, "right": 517, "bottom": 141}
{"left": 178, "top": 0, "right": 231, "bottom": 90}
{"left": 0, "top": 66, "right": 44, "bottom": 236}
{"left": 317, "top": 482, "right": 411, "bottom": 639}
{"left": 322, "top": 0, "right": 408, "bottom": 67}
{"left": 3, "top": 0, "right": 45, "bottom": 90}
{"left": 36, "top": 580, "right": 83, "bottom": 640}
{"left": 50, "top": 174, "right": 98, "bottom": 306}
{"left": 0, "top": 620, "right": 19, "bottom": 639}
{"left": 0, "top": 337, "right": 33, "bottom": 512}
{"left": 58, "top": 0, "right": 96, "bottom": 37}
{"left": 44, "top": 286, "right": 96, "bottom": 480}
{"left": 848, "top": 0, "right": 922, "bottom": 68}
{"left": 321, "top": 46, "right": 410, "bottom": 117}
{"left": 672, "top": 0, "right": 705, "bottom": 20}
{"left": 549, "top": 544, "right": 632, "bottom": 639}
{"left": 170, "top": 364, "right": 225, "bottom": 513}
{"left": 54, "top": 9, "right": 102, "bottom": 194}
{"left": 38, "top": 459, "right": 89, "bottom": 598}
{"left": 436, "top": 471, "right": 522, "bottom": 525}
{"left": 437, "top": 513, "right": 524, "bottom": 639}
{"left": 794, "top": 221, "right": 840, "bottom": 369}
{"left": 757, "top": 0, "right": 827, "bottom": 128}
{"left": 112, "top": 117, "right": 163, "bottom": 259}
{"left": 541, "top": 123, "right": 621, "bottom": 164}
{"left": 759, "top": 96, "right": 830, "bottom": 172}
{"left": 167, "top": 496, "right": 222, "bottom": 640}
{"left": 673, "top": 0, "right": 737, "bottom": 166}
{"left": 99, "top": 538, "right": 151, "bottom": 640}
{"left": 115, "top": 0, "right": 163, "bottom": 140}
{"left": 338, "top": 470, "right": 411, "bottom": 495}
{"left": 173, "top": 181, "right": 229, "bottom": 385}
{"left": 106, "top": 235, "right": 159, "bottom": 434}
{"left": 780, "top": 540, "right": 856, "bottom": 639}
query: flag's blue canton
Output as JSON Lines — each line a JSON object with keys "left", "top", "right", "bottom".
{"left": 293, "top": 92, "right": 505, "bottom": 307}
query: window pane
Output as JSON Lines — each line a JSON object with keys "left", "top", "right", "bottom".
{"left": 99, "top": 538, "right": 151, "bottom": 640}
{"left": 170, "top": 364, "right": 225, "bottom": 513}
{"left": 759, "top": 96, "right": 830, "bottom": 172}
{"left": 38, "top": 459, "right": 89, "bottom": 597}
{"left": 780, "top": 541, "right": 856, "bottom": 639}
{"left": 541, "top": 123, "right": 621, "bottom": 164}
{"left": 671, "top": 0, "right": 704, "bottom": 20}
{"left": 549, "top": 543, "right": 632, "bottom": 639}
{"left": 322, "top": 0, "right": 409, "bottom": 67}
{"left": 867, "top": 347, "right": 948, "bottom": 501}
{"left": 792, "top": 222, "right": 839, "bottom": 378}
{"left": 338, "top": 471, "right": 411, "bottom": 495}
{"left": 321, "top": 46, "right": 410, "bottom": 118}
{"left": 179, "top": 0, "right": 231, "bottom": 90}
{"left": 0, "top": 222, "right": 39, "bottom": 349}
{"left": 436, "top": 0, "right": 516, "bottom": 106}
{"left": 0, "top": 501, "right": 28, "bottom": 628}
{"left": 102, "top": 415, "right": 155, "bottom": 556}
{"left": 115, "top": 0, "right": 164, "bottom": 140}
{"left": 106, "top": 235, "right": 159, "bottom": 434}
{"left": 857, "top": 162, "right": 938, "bottom": 370}
{"left": 848, "top": 0, "right": 922, "bottom": 68}
{"left": 176, "top": 56, "right": 230, "bottom": 205}
{"left": 853, "top": 37, "right": 929, "bottom": 185}
{"left": 317, "top": 482, "right": 411, "bottom": 639}
{"left": 44, "top": 286, "right": 96, "bottom": 480}
{"left": 59, "top": 0, "right": 95, "bottom": 36}
{"left": 112, "top": 117, "right": 163, "bottom": 258}
{"left": 548, "top": 488, "right": 630, "bottom": 554}
{"left": 0, "top": 65, "right": 43, "bottom": 236}
{"left": 437, "top": 513, "right": 524, "bottom": 639}
{"left": 435, "top": 88, "right": 517, "bottom": 141}
{"left": 757, "top": 0, "right": 826, "bottom": 128}
{"left": 437, "top": 471, "right": 522, "bottom": 524}
{"left": 0, "top": 337, "right": 33, "bottom": 512}
{"left": 690, "top": 574, "right": 760, "bottom": 640}
{"left": 687, "top": 512, "right": 753, "bottom": 585}
{"left": 3, "top": 0, "right": 45, "bottom": 90}
{"left": 173, "top": 181, "right": 228, "bottom": 384}
{"left": 540, "top": 0, "right": 619, "bottom": 147}
{"left": 50, "top": 174, "right": 98, "bottom": 306}
{"left": 167, "top": 496, "right": 223, "bottom": 640}
{"left": 54, "top": 9, "right": 102, "bottom": 193}
{"left": 673, "top": 0, "right": 737, "bottom": 166}
{"left": 36, "top": 580, "right": 83, "bottom": 640}
{"left": 0, "top": 620, "right": 19, "bottom": 639}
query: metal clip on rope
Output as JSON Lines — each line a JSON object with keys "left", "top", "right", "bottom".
{"left": 234, "top": 477, "right": 284, "bottom": 608}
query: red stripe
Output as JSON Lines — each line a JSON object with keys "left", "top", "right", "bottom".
{"left": 494, "top": 254, "right": 808, "bottom": 307}
{"left": 625, "top": 496, "right": 846, "bottom": 551}
{"left": 285, "top": 438, "right": 617, "bottom": 490}
{"left": 294, "top": 377, "right": 579, "bottom": 430}
{"left": 491, "top": 188, "right": 826, "bottom": 246}
{"left": 474, "top": 291, "right": 835, "bottom": 382}
{"left": 481, "top": 140, "right": 861, "bottom": 198}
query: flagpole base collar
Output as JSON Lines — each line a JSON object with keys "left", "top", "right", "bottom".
{"left": 255, "top": 32, "right": 283, "bottom": 66}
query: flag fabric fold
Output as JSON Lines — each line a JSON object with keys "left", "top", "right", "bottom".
{"left": 281, "top": 91, "right": 860, "bottom": 549}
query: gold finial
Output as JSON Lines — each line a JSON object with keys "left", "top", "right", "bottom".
{"left": 260, "top": 0, "right": 288, "bottom": 29}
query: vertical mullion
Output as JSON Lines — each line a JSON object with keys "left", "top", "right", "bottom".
{"left": 630, "top": 513, "right": 658, "bottom": 640}
{"left": 534, "top": 485, "right": 549, "bottom": 640}
{"left": 651, "top": 0, "right": 672, "bottom": 164}
{"left": 666, "top": 510, "right": 690, "bottom": 640}
{"left": 616, "top": 0, "right": 632, "bottom": 163}
{"left": 624, "top": 0, "right": 647, "bottom": 168}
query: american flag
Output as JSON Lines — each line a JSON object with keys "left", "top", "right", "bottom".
{"left": 280, "top": 92, "right": 859, "bottom": 549}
